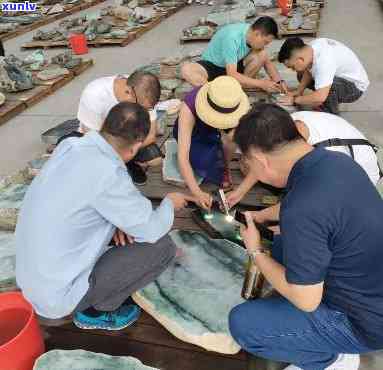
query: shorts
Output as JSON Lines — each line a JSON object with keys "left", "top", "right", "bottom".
{"left": 197, "top": 59, "right": 245, "bottom": 82}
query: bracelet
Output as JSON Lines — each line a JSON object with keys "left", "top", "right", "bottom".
{"left": 248, "top": 248, "right": 268, "bottom": 264}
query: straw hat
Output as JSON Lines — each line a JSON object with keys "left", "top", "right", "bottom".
{"left": 196, "top": 76, "right": 250, "bottom": 130}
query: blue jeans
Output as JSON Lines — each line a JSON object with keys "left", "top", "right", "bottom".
{"left": 229, "top": 236, "right": 371, "bottom": 370}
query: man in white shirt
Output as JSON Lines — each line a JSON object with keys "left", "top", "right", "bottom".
{"left": 292, "top": 111, "right": 380, "bottom": 185}
{"left": 277, "top": 37, "right": 369, "bottom": 115}
{"left": 226, "top": 110, "right": 380, "bottom": 208}
{"left": 16, "top": 102, "right": 193, "bottom": 330}
{"left": 77, "top": 71, "right": 162, "bottom": 185}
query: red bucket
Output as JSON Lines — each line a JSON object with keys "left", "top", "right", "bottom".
{"left": 277, "top": 0, "right": 293, "bottom": 15}
{"left": 69, "top": 33, "right": 88, "bottom": 55}
{"left": 0, "top": 292, "right": 45, "bottom": 370}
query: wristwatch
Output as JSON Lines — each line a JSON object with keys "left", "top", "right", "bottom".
{"left": 248, "top": 248, "right": 268, "bottom": 264}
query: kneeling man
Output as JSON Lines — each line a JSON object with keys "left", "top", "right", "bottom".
{"left": 16, "top": 102, "right": 192, "bottom": 330}
{"left": 78, "top": 71, "right": 162, "bottom": 185}
{"left": 229, "top": 104, "right": 383, "bottom": 370}
{"left": 181, "top": 17, "right": 286, "bottom": 93}
{"left": 278, "top": 37, "right": 369, "bottom": 115}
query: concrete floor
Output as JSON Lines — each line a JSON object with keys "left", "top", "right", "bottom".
{"left": 2, "top": 0, "right": 383, "bottom": 368}
{"left": 1, "top": 0, "right": 383, "bottom": 176}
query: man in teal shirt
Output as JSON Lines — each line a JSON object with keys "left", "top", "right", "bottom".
{"left": 181, "top": 17, "right": 286, "bottom": 93}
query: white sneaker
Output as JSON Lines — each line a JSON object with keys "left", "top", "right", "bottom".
{"left": 283, "top": 354, "right": 360, "bottom": 370}
{"left": 283, "top": 365, "right": 302, "bottom": 370}
{"left": 326, "top": 354, "right": 360, "bottom": 370}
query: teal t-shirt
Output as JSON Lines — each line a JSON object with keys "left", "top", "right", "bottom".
{"left": 201, "top": 23, "right": 251, "bottom": 67}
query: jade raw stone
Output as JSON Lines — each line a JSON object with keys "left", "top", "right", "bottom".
{"left": 133, "top": 229, "right": 246, "bottom": 354}
{"left": 0, "top": 183, "right": 28, "bottom": 210}
{"left": 33, "top": 350, "right": 159, "bottom": 370}
{"left": 0, "top": 168, "right": 32, "bottom": 230}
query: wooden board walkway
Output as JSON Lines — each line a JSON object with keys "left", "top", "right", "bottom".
{"left": 140, "top": 163, "right": 279, "bottom": 209}
{"left": 0, "top": 0, "right": 108, "bottom": 41}
{"left": 0, "top": 59, "right": 93, "bottom": 127}
{"left": 21, "top": 3, "right": 186, "bottom": 49}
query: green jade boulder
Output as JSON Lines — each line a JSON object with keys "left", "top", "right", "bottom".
{"left": 133, "top": 229, "right": 247, "bottom": 354}
{"left": 34, "top": 350, "right": 159, "bottom": 370}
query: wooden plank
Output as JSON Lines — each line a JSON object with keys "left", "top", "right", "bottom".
{"left": 35, "top": 71, "right": 74, "bottom": 93}
{"left": 43, "top": 315, "right": 245, "bottom": 361}
{"left": 172, "top": 216, "right": 201, "bottom": 231}
{"left": 22, "top": 40, "right": 69, "bottom": 49}
{"left": 70, "top": 59, "right": 94, "bottom": 76}
{"left": 0, "top": 0, "right": 109, "bottom": 42}
{"left": 131, "top": 15, "right": 163, "bottom": 39}
{"left": 180, "top": 26, "right": 215, "bottom": 44}
{"left": 0, "top": 100, "right": 25, "bottom": 127}
{"left": 6, "top": 85, "right": 52, "bottom": 107}
{"left": 180, "top": 34, "right": 213, "bottom": 43}
{"left": 22, "top": 34, "right": 134, "bottom": 49}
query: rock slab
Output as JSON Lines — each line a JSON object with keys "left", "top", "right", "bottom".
{"left": 133, "top": 229, "right": 246, "bottom": 354}
{"left": 34, "top": 350, "right": 159, "bottom": 370}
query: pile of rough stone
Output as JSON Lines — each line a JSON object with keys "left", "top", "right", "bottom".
{"left": 32, "top": 0, "right": 184, "bottom": 43}
{"left": 182, "top": 0, "right": 320, "bottom": 39}
{"left": 32, "top": 15, "right": 131, "bottom": 42}
{"left": 0, "top": 50, "right": 83, "bottom": 106}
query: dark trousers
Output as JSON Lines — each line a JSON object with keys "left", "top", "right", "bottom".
{"left": 298, "top": 73, "right": 363, "bottom": 115}
{"left": 229, "top": 236, "right": 371, "bottom": 370}
{"left": 57, "top": 130, "right": 163, "bottom": 163}
{"left": 75, "top": 235, "right": 176, "bottom": 312}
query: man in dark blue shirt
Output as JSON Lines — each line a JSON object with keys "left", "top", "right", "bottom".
{"left": 229, "top": 103, "right": 383, "bottom": 370}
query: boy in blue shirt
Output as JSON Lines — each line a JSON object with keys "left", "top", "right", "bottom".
{"left": 230, "top": 103, "right": 383, "bottom": 370}
{"left": 181, "top": 17, "right": 286, "bottom": 93}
